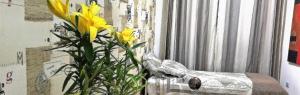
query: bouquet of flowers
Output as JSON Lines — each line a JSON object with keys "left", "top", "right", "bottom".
{"left": 47, "top": 0, "right": 146, "bottom": 95}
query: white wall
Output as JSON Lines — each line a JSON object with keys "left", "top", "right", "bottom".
{"left": 280, "top": 0, "right": 300, "bottom": 95}
{"left": 0, "top": 1, "right": 52, "bottom": 65}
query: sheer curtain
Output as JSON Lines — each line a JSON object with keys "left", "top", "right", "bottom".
{"left": 162, "top": 0, "right": 286, "bottom": 79}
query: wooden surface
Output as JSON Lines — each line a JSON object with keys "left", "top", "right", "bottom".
{"left": 246, "top": 73, "right": 288, "bottom": 95}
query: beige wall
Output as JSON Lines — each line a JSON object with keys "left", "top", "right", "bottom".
{"left": 0, "top": 1, "right": 52, "bottom": 66}
{"left": 0, "top": 0, "right": 52, "bottom": 95}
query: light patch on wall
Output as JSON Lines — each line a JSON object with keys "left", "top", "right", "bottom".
{"left": 104, "top": 0, "right": 113, "bottom": 25}
{"left": 25, "top": 0, "right": 53, "bottom": 21}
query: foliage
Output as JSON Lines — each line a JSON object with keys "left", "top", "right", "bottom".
{"left": 47, "top": 0, "right": 146, "bottom": 95}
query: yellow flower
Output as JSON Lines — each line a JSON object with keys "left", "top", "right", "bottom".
{"left": 47, "top": 0, "right": 70, "bottom": 20}
{"left": 117, "top": 28, "right": 136, "bottom": 46}
{"left": 71, "top": 2, "right": 111, "bottom": 42}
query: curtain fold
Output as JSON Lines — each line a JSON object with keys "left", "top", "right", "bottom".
{"left": 165, "top": 0, "right": 287, "bottom": 79}
{"left": 271, "top": 0, "right": 287, "bottom": 80}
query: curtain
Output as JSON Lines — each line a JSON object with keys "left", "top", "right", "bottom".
{"left": 271, "top": 0, "right": 287, "bottom": 79}
{"left": 163, "top": 0, "right": 287, "bottom": 79}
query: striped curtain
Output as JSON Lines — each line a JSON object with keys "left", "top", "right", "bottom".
{"left": 163, "top": 0, "right": 287, "bottom": 79}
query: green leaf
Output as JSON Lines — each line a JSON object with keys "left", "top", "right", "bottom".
{"left": 62, "top": 72, "right": 75, "bottom": 91}
{"left": 63, "top": 22, "right": 74, "bottom": 31}
{"left": 69, "top": 63, "right": 79, "bottom": 70}
{"left": 75, "top": 15, "right": 79, "bottom": 27}
{"left": 73, "top": 15, "right": 81, "bottom": 38}
{"left": 64, "top": 80, "right": 77, "bottom": 94}
{"left": 115, "top": 64, "right": 123, "bottom": 85}
{"left": 131, "top": 42, "right": 146, "bottom": 49}
{"left": 51, "top": 31, "right": 73, "bottom": 42}
{"left": 53, "top": 64, "right": 69, "bottom": 76}
{"left": 93, "top": 46, "right": 104, "bottom": 51}
{"left": 83, "top": 40, "right": 94, "bottom": 63}
{"left": 90, "top": 61, "right": 104, "bottom": 80}
{"left": 98, "top": 34, "right": 112, "bottom": 38}
{"left": 93, "top": 46, "right": 106, "bottom": 54}
{"left": 83, "top": 68, "right": 90, "bottom": 94}
{"left": 127, "top": 49, "right": 139, "bottom": 68}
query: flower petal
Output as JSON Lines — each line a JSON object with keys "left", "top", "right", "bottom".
{"left": 47, "top": 0, "right": 69, "bottom": 20}
{"left": 90, "top": 1, "right": 100, "bottom": 15}
{"left": 93, "top": 16, "right": 107, "bottom": 30}
{"left": 89, "top": 26, "right": 98, "bottom": 42}
{"left": 117, "top": 27, "right": 136, "bottom": 46}
{"left": 80, "top": 3, "right": 89, "bottom": 16}
{"left": 65, "top": 0, "right": 70, "bottom": 15}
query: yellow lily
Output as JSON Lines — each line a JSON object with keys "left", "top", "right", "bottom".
{"left": 47, "top": 0, "right": 70, "bottom": 20}
{"left": 117, "top": 28, "right": 136, "bottom": 46}
{"left": 71, "top": 2, "right": 111, "bottom": 42}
